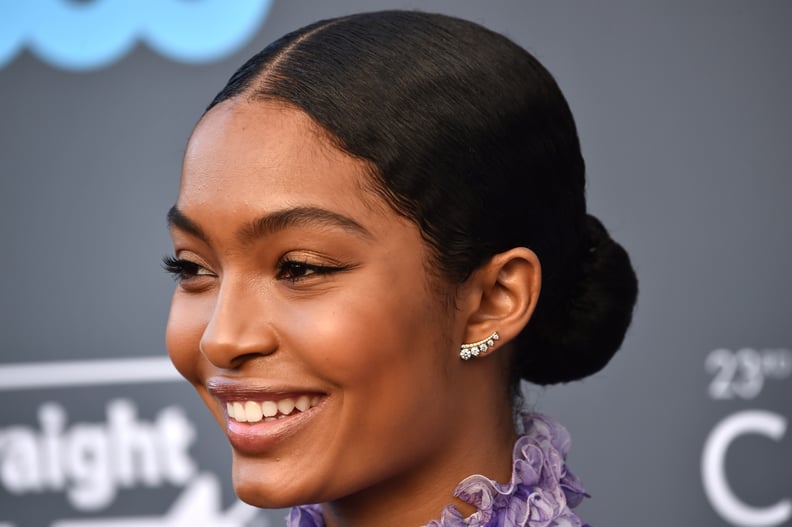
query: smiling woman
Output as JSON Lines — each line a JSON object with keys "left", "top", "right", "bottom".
{"left": 164, "top": 10, "right": 637, "bottom": 527}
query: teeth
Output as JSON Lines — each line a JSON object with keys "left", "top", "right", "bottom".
{"left": 277, "top": 398, "right": 295, "bottom": 415}
{"left": 233, "top": 402, "right": 246, "bottom": 422}
{"left": 226, "top": 396, "right": 320, "bottom": 422}
{"left": 245, "top": 401, "right": 263, "bottom": 422}
{"left": 295, "top": 395, "right": 310, "bottom": 412}
{"left": 261, "top": 400, "right": 278, "bottom": 418}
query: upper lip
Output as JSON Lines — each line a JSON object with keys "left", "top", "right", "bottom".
{"left": 206, "top": 376, "right": 325, "bottom": 402}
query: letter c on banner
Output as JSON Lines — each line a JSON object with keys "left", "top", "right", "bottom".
{"left": 702, "top": 410, "right": 791, "bottom": 527}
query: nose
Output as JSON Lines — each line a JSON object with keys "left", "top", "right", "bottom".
{"left": 199, "top": 280, "right": 279, "bottom": 369}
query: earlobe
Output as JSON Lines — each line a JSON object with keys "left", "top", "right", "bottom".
{"left": 461, "top": 247, "right": 541, "bottom": 353}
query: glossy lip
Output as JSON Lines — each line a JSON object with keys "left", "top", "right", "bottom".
{"left": 207, "top": 377, "right": 327, "bottom": 455}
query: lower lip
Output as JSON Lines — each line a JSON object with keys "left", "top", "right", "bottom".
{"left": 224, "top": 403, "right": 322, "bottom": 455}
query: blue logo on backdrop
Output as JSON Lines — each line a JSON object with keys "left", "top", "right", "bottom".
{"left": 0, "top": 0, "right": 273, "bottom": 71}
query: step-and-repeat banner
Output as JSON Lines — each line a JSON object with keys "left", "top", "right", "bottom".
{"left": 1, "top": 2, "right": 790, "bottom": 526}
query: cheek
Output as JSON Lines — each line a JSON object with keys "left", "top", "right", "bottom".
{"left": 279, "top": 273, "right": 449, "bottom": 395}
{"left": 165, "top": 291, "right": 213, "bottom": 384}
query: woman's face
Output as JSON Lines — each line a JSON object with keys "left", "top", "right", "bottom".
{"left": 166, "top": 100, "right": 476, "bottom": 507}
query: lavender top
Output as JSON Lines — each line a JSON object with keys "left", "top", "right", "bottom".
{"left": 286, "top": 413, "right": 590, "bottom": 527}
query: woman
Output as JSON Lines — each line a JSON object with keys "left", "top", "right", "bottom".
{"left": 164, "top": 10, "right": 637, "bottom": 527}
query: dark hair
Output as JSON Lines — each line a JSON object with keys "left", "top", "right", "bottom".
{"left": 206, "top": 10, "right": 638, "bottom": 385}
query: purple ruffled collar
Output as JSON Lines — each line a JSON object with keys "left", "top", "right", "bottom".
{"left": 286, "top": 413, "right": 589, "bottom": 527}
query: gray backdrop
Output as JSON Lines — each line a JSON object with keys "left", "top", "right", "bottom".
{"left": 1, "top": 1, "right": 790, "bottom": 526}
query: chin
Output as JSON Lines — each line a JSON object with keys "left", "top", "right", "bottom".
{"left": 234, "top": 483, "right": 293, "bottom": 509}
{"left": 230, "top": 455, "right": 324, "bottom": 509}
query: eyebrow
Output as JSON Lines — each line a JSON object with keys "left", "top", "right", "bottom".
{"left": 167, "top": 206, "right": 207, "bottom": 240}
{"left": 167, "top": 205, "right": 372, "bottom": 244}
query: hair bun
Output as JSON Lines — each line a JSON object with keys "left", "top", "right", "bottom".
{"left": 520, "top": 214, "right": 638, "bottom": 385}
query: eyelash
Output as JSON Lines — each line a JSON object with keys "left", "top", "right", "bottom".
{"left": 161, "top": 256, "right": 349, "bottom": 284}
{"left": 277, "top": 258, "right": 349, "bottom": 283}
{"left": 162, "top": 256, "right": 207, "bottom": 282}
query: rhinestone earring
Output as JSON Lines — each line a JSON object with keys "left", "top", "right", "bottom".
{"left": 460, "top": 331, "right": 500, "bottom": 360}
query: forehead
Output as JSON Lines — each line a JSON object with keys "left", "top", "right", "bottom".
{"left": 180, "top": 99, "right": 381, "bottom": 220}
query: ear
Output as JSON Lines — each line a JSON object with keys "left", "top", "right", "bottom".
{"left": 459, "top": 247, "right": 541, "bottom": 350}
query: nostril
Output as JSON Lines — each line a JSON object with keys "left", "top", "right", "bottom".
{"left": 229, "top": 351, "right": 273, "bottom": 369}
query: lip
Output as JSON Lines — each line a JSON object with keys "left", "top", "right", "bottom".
{"left": 207, "top": 377, "right": 326, "bottom": 455}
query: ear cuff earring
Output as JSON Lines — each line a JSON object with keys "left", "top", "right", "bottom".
{"left": 460, "top": 331, "right": 500, "bottom": 360}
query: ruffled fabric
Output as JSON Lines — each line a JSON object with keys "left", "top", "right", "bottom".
{"left": 286, "top": 504, "right": 324, "bottom": 527}
{"left": 287, "top": 413, "right": 589, "bottom": 527}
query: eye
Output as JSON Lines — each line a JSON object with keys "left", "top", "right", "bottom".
{"left": 275, "top": 258, "right": 351, "bottom": 283}
{"left": 162, "top": 255, "right": 214, "bottom": 283}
